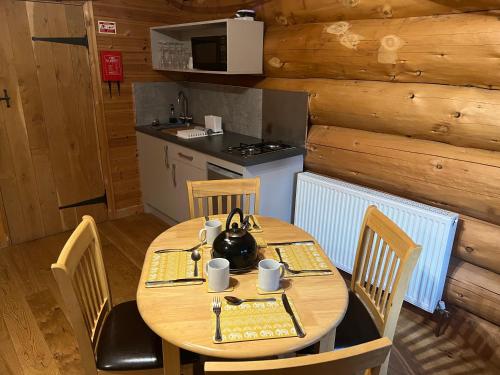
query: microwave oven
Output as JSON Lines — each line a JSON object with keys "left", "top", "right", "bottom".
{"left": 191, "top": 35, "right": 227, "bottom": 71}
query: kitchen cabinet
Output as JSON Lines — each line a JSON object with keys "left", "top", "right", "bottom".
{"left": 150, "top": 19, "right": 263, "bottom": 74}
{"left": 170, "top": 159, "right": 206, "bottom": 222}
{"left": 136, "top": 133, "right": 174, "bottom": 216}
{"left": 137, "top": 131, "right": 304, "bottom": 224}
{"left": 137, "top": 133, "right": 207, "bottom": 223}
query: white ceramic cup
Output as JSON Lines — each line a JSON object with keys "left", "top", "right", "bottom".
{"left": 258, "top": 259, "right": 285, "bottom": 292}
{"left": 199, "top": 220, "right": 222, "bottom": 246}
{"left": 205, "top": 258, "right": 230, "bottom": 292}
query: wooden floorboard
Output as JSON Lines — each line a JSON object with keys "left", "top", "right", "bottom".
{"left": 0, "top": 213, "right": 497, "bottom": 374}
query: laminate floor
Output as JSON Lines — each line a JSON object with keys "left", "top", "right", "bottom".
{"left": 0, "top": 214, "right": 497, "bottom": 374}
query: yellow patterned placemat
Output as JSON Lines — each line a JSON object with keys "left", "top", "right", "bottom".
{"left": 270, "top": 244, "right": 333, "bottom": 278}
{"left": 146, "top": 251, "right": 204, "bottom": 287}
{"left": 211, "top": 297, "right": 305, "bottom": 343}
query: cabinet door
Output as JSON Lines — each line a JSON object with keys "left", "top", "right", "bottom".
{"left": 170, "top": 160, "right": 206, "bottom": 222}
{"left": 137, "top": 133, "right": 174, "bottom": 216}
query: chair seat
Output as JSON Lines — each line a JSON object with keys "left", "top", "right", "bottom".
{"left": 334, "top": 291, "right": 381, "bottom": 349}
{"left": 96, "top": 300, "right": 163, "bottom": 371}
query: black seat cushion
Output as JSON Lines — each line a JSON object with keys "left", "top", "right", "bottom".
{"left": 334, "top": 291, "right": 381, "bottom": 349}
{"left": 95, "top": 300, "right": 197, "bottom": 371}
{"left": 96, "top": 300, "right": 163, "bottom": 371}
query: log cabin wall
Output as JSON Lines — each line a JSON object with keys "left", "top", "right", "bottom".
{"left": 89, "top": 0, "right": 500, "bottom": 366}
{"left": 253, "top": 3, "right": 500, "bottom": 333}
{"left": 254, "top": 1, "right": 500, "bottom": 366}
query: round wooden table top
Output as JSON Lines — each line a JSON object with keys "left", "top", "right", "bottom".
{"left": 137, "top": 216, "right": 349, "bottom": 359}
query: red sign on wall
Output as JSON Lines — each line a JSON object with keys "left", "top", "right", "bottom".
{"left": 98, "top": 20, "right": 116, "bottom": 34}
{"left": 100, "top": 51, "right": 123, "bottom": 82}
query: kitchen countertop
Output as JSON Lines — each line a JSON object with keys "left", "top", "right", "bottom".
{"left": 135, "top": 125, "right": 305, "bottom": 167}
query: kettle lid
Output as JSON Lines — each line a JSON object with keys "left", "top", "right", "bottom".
{"left": 226, "top": 222, "right": 246, "bottom": 238}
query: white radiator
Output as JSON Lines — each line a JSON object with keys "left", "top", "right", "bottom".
{"left": 294, "top": 172, "right": 459, "bottom": 313}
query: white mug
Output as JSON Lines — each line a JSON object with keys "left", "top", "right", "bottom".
{"left": 205, "top": 258, "right": 230, "bottom": 292}
{"left": 258, "top": 259, "right": 285, "bottom": 292}
{"left": 199, "top": 220, "right": 222, "bottom": 246}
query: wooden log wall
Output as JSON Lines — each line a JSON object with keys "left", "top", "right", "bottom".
{"left": 89, "top": 0, "right": 500, "bottom": 346}
{"left": 253, "top": 3, "right": 500, "bottom": 331}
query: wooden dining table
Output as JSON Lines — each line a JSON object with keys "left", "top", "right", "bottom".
{"left": 137, "top": 215, "right": 349, "bottom": 375}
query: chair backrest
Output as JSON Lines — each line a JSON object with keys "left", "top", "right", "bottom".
{"left": 205, "top": 337, "right": 392, "bottom": 375}
{"left": 352, "top": 205, "right": 422, "bottom": 341}
{"left": 186, "top": 177, "right": 260, "bottom": 219}
{"left": 51, "top": 215, "right": 112, "bottom": 375}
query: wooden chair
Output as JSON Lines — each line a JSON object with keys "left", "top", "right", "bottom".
{"left": 186, "top": 178, "right": 260, "bottom": 219}
{"left": 51, "top": 216, "right": 164, "bottom": 375}
{"left": 335, "top": 205, "right": 422, "bottom": 375}
{"left": 205, "top": 337, "right": 392, "bottom": 375}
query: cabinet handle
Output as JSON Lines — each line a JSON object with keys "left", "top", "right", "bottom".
{"left": 172, "top": 163, "right": 177, "bottom": 187}
{"left": 177, "top": 152, "right": 194, "bottom": 161}
{"left": 164, "top": 144, "right": 170, "bottom": 169}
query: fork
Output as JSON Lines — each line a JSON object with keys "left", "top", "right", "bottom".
{"left": 212, "top": 296, "right": 222, "bottom": 342}
{"left": 250, "top": 215, "right": 261, "bottom": 230}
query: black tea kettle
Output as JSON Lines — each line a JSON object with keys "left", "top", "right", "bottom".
{"left": 212, "top": 208, "right": 258, "bottom": 270}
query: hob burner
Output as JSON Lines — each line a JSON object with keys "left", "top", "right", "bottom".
{"left": 224, "top": 141, "right": 294, "bottom": 158}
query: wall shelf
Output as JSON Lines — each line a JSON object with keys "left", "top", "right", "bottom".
{"left": 150, "top": 18, "right": 263, "bottom": 75}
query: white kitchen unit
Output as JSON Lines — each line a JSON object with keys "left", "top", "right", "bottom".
{"left": 136, "top": 132, "right": 303, "bottom": 225}
{"left": 150, "top": 18, "right": 263, "bottom": 74}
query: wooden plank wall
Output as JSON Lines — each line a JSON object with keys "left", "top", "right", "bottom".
{"left": 89, "top": 0, "right": 500, "bottom": 366}
{"left": 89, "top": 0, "right": 242, "bottom": 217}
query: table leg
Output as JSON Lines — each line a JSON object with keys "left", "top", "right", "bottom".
{"left": 319, "top": 328, "right": 336, "bottom": 352}
{"left": 162, "top": 339, "right": 181, "bottom": 375}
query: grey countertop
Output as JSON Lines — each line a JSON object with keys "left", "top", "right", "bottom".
{"left": 135, "top": 125, "right": 305, "bottom": 167}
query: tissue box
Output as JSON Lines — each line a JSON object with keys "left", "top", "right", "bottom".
{"left": 204, "top": 115, "right": 222, "bottom": 133}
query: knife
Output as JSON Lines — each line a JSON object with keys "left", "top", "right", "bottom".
{"left": 281, "top": 293, "right": 305, "bottom": 338}
{"left": 145, "top": 278, "right": 205, "bottom": 286}
{"left": 268, "top": 240, "right": 315, "bottom": 246}
{"left": 154, "top": 242, "right": 204, "bottom": 253}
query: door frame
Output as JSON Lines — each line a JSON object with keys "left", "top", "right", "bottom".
{"left": 83, "top": 1, "right": 116, "bottom": 217}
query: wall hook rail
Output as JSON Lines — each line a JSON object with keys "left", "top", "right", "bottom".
{"left": 0, "top": 89, "right": 11, "bottom": 108}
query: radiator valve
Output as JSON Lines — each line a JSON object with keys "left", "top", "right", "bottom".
{"left": 434, "top": 301, "right": 451, "bottom": 337}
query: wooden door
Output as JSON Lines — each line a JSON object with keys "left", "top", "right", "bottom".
{"left": 0, "top": 0, "right": 106, "bottom": 245}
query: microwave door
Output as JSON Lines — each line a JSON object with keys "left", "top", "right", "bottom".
{"left": 191, "top": 36, "right": 227, "bottom": 71}
{"left": 193, "top": 43, "right": 218, "bottom": 67}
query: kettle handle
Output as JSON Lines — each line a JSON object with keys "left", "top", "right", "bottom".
{"left": 226, "top": 207, "right": 243, "bottom": 231}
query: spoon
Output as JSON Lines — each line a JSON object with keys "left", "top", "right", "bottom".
{"left": 191, "top": 249, "right": 201, "bottom": 277}
{"left": 224, "top": 296, "right": 276, "bottom": 306}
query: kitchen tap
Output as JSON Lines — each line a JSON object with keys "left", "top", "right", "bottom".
{"left": 177, "top": 91, "right": 192, "bottom": 126}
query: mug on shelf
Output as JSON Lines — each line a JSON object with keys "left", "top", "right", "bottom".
{"left": 258, "top": 259, "right": 285, "bottom": 292}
